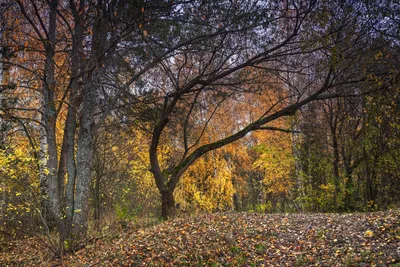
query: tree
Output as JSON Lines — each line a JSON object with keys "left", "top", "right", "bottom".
{"left": 1, "top": 0, "right": 399, "bottom": 254}
{"left": 292, "top": 33, "right": 400, "bottom": 212}
{"left": 122, "top": 0, "right": 391, "bottom": 218}
{"left": 0, "top": 0, "right": 153, "bottom": 249}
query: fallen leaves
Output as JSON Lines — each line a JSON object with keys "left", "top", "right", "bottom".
{"left": 364, "top": 229, "right": 374, "bottom": 238}
{"left": 1, "top": 209, "right": 399, "bottom": 266}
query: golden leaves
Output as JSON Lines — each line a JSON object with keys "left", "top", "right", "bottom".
{"left": 364, "top": 230, "right": 374, "bottom": 238}
{"left": 177, "top": 152, "right": 235, "bottom": 212}
{"left": 253, "top": 133, "right": 295, "bottom": 195}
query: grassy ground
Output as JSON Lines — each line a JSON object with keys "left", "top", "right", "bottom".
{"left": 1, "top": 210, "right": 400, "bottom": 266}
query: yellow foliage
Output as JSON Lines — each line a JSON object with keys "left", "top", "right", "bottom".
{"left": 0, "top": 138, "right": 39, "bottom": 239}
{"left": 253, "top": 131, "right": 295, "bottom": 196}
{"left": 176, "top": 152, "right": 235, "bottom": 212}
{"left": 0, "top": 142, "right": 38, "bottom": 184}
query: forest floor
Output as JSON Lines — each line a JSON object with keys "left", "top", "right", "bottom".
{"left": 1, "top": 210, "right": 400, "bottom": 266}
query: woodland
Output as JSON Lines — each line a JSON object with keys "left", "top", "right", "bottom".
{"left": 0, "top": 0, "right": 400, "bottom": 265}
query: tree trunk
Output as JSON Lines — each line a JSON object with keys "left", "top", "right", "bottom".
{"left": 62, "top": 0, "right": 85, "bottom": 243}
{"left": 57, "top": 136, "right": 67, "bottom": 204}
{"left": 0, "top": 49, "right": 9, "bottom": 149}
{"left": 363, "top": 146, "right": 375, "bottom": 207}
{"left": 233, "top": 193, "right": 240, "bottom": 211}
{"left": 71, "top": 81, "right": 96, "bottom": 242}
{"left": 249, "top": 175, "right": 257, "bottom": 211}
{"left": 93, "top": 172, "right": 101, "bottom": 228}
{"left": 327, "top": 101, "right": 340, "bottom": 210}
{"left": 332, "top": 132, "right": 341, "bottom": 209}
{"left": 343, "top": 153, "right": 355, "bottom": 211}
{"left": 291, "top": 113, "right": 305, "bottom": 198}
{"left": 37, "top": 0, "right": 62, "bottom": 239}
{"left": 161, "top": 189, "right": 175, "bottom": 219}
{"left": 71, "top": 0, "right": 107, "bottom": 244}
{"left": 231, "top": 176, "right": 241, "bottom": 211}
{"left": 38, "top": 116, "right": 53, "bottom": 226}
{"left": 59, "top": 105, "right": 78, "bottom": 243}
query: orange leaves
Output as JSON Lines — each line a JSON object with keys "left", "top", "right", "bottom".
{"left": 12, "top": 210, "right": 390, "bottom": 266}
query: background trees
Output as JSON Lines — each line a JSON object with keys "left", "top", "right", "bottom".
{"left": 0, "top": 0, "right": 399, "bottom": 254}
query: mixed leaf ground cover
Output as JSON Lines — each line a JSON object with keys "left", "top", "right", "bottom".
{"left": 1, "top": 210, "right": 400, "bottom": 266}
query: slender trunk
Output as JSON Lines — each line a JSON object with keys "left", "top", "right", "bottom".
{"left": 249, "top": 174, "right": 257, "bottom": 211}
{"left": 0, "top": 48, "right": 8, "bottom": 227}
{"left": 332, "top": 132, "right": 340, "bottom": 208}
{"left": 60, "top": 106, "right": 77, "bottom": 242}
{"left": 327, "top": 102, "right": 340, "bottom": 210}
{"left": 257, "top": 170, "right": 263, "bottom": 206}
{"left": 363, "top": 147, "right": 373, "bottom": 203}
{"left": 291, "top": 114, "right": 304, "bottom": 198}
{"left": 38, "top": 0, "right": 62, "bottom": 238}
{"left": 233, "top": 193, "right": 240, "bottom": 211}
{"left": 58, "top": 133, "right": 67, "bottom": 204}
{"left": 62, "top": 0, "right": 85, "bottom": 242}
{"left": 38, "top": 116, "right": 53, "bottom": 225}
{"left": 93, "top": 172, "right": 101, "bottom": 228}
{"left": 370, "top": 160, "right": 378, "bottom": 204}
{"left": 45, "top": 122, "right": 61, "bottom": 225}
{"left": 231, "top": 177, "right": 240, "bottom": 211}
{"left": 0, "top": 53, "right": 9, "bottom": 149}
{"left": 64, "top": 107, "right": 77, "bottom": 218}
{"left": 343, "top": 152, "right": 354, "bottom": 210}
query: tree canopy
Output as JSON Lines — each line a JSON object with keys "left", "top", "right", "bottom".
{"left": 0, "top": 0, "right": 399, "bottom": 255}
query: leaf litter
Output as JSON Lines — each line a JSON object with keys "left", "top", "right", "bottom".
{"left": 1, "top": 209, "right": 399, "bottom": 266}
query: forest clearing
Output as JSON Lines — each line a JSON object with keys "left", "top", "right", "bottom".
{"left": 2, "top": 210, "right": 400, "bottom": 266}
{"left": 1, "top": 0, "right": 400, "bottom": 264}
